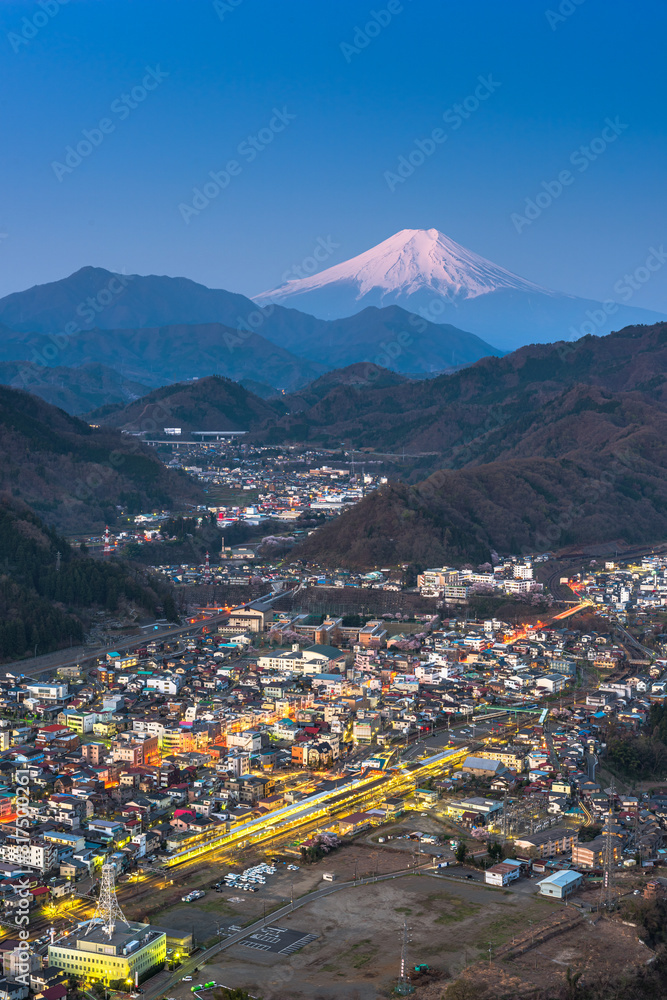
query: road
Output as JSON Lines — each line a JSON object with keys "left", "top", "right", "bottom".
{"left": 0, "top": 619, "right": 223, "bottom": 680}
{"left": 611, "top": 617, "right": 655, "bottom": 660}
{"left": 142, "top": 860, "right": 440, "bottom": 1000}
{"left": 0, "top": 589, "right": 291, "bottom": 679}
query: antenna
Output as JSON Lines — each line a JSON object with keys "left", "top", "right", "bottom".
{"left": 103, "top": 526, "right": 112, "bottom": 555}
{"left": 88, "top": 862, "right": 130, "bottom": 939}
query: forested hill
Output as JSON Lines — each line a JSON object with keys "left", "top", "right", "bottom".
{"left": 0, "top": 383, "right": 203, "bottom": 531}
{"left": 0, "top": 497, "right": 177, "bottom": 661}
{"left": 295, "top": 382, "right": 667, "bottom": 570}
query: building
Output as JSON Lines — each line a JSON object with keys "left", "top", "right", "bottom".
{"left": 2, "top": 948, "right": 41, "bottom": 979}
{"left": 0, "top": 838, "right": 57, "bottom": 874}
{"left": 257, "top": 645, "right": 346, "bottom": 674}
{"left": 105, "top": 652, "right": 138, "bottom": 670}
{"left": 25, "top": 683, "right": 68, "bottom": 703}
{"left": 352, "top": 715, "right": 381, "bottom": 743}
{"left": 461, "top": 757, "right": 508, "bottom": 779}
{"left": 572, "top": 835, "right": 621, "bottom": 869}
{"left": 338, "top": 812, "right": 375, "bottom": 836}
{"left": 445, "top": 797, "right": 503, "bottom": 825}
{"left": 537, "top": 870, "right": 583, "bottom": 899}
{"left": 357, "top": 622, "right": 387, "bottom": 648}
{"left": 57, "top": 712, "right": 97, "bottom": 735}
{"left": 111, "top": 733, "right": 159, "bottom": 766}
{"left": 485, "top": 861, "right": 521, "bottom": 887}
{"left": 225, "top": 609, "right": 268, "bottom": 633}
{"left": 536, "top": 674, "right": 568, "bottom": 695}
{"left": 477, "top": 746, "right": 528, "bottom": 773}
{"left": 0, "top": 980, "right": 29, "bottom": 1000}
{"left": 514, "top": 827, "right": 577, "bottom": 859}
{"left": 48, "top": 922, "right": 165, "bottom": 984}
{"left": 417, "top": 569, "right": 459, "bottom": 595}
{"left": 81, "top": 743, "right": 106, "bottom": 766}
{"left": 146, "top": 926, "right": 194, "bottom": 957}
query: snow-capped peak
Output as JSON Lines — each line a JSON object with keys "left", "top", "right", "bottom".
{"left": 253, "top": 228, "right": 550, "bottom": 309}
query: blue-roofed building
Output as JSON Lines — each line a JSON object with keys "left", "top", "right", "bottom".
{"left": 537, "top": 869, "right": 583, "bottom": 899}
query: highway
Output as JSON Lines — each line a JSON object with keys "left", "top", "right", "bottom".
{"left": 0, "top": 589, "right": 290, "bottom": 680}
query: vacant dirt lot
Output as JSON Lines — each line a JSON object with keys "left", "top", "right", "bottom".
{"left": 416, "top": 915, "right": 654, "bottom": 1000}
{"left": 135, "top": 845, "right": 423, "bottom": 947}
{"left": 179, "top": 873, "right": 554, "bottom": 1000}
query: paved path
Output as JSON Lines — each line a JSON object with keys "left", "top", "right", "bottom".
{"left": 143, "top": 862, "right": 436, "bottom": 1000}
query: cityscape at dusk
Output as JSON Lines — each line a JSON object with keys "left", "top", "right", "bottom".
{"left": 1, "top": 3, "right": 667, "bottom": 1000}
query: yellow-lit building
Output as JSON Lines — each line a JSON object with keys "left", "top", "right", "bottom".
{"left": 48, "top": 922, "right": 165, "bottom": 984}
{"left": 477, "top": 745, "right": 528, "bottom": 773}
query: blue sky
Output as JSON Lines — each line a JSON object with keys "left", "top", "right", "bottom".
{"left": 1, "top": 0, "right": 666, "bottom": 310}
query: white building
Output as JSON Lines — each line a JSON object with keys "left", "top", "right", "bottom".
{"left": 25, "top": 682, "right": 68, "bottom": 702}
{"left": 0, "top": 838, "right": 57, "bottom": 874}
{"left": 485, "top": 861, "right": 520, "bottom": 887}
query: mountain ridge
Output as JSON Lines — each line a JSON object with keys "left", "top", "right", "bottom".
{"left": 0, "top": 267, "right": 499, "bottom": 380}
{"left": 252, "top": 228, "right": 666, "bottom": 349}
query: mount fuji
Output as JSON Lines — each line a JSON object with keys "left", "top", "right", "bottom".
{"left": 254, "top": 228, "right": 666, "bottom": 350}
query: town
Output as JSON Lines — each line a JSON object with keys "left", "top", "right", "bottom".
{"left": 1, "top": 538, "right": 667, "bottom": 998}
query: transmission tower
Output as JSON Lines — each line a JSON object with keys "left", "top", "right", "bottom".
{"left": 601, "top": 780, "right": 616, "bottom": 909}
{"left": 88, "top": 862, "right": 130, "bottom": 939}
{"left": 395, "top": 920, "right": 414, "bottom": 995}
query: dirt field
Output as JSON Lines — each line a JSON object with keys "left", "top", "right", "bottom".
{"left": 169, "top": 873, "right": 554, "bottom": 999}
{"left": 416, "top": 914, "right": 653, "bottom": 999}
{"left": 134, "top": 845, "right": 424, "bottom": 947}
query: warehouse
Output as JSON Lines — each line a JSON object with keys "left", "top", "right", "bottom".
{"left": 537, "top": 869, "right": 583, "bottom": 900}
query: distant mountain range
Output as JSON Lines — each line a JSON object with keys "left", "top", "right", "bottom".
{"left": 0, "top": 266, "right": 500, "bottom": 389}
{"left": 254, "top": 228, "right": 665, "bottom": 350}
{"left": 87, "top": 374, "right": 286, "bottom": 435}
{"left": 8, "top": 319, "right": 667, "bottom": 567}
{"left": 0, "top": 362, "right": 150, "bottom": 415}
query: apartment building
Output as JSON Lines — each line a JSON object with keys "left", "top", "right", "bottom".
{"left": 514, "top": 827, "right": 578, "bottom": 859}
{"left": 0, "top": 837, "right": 57, "bottom": 874}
